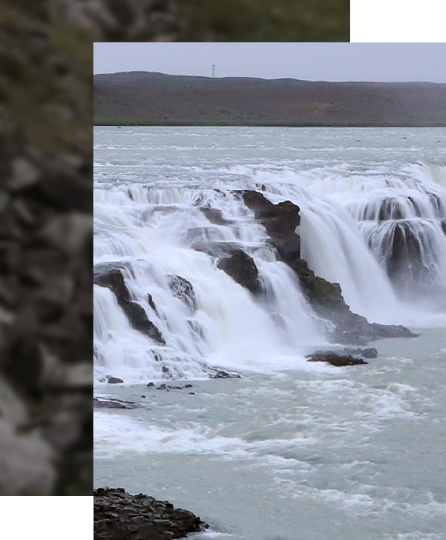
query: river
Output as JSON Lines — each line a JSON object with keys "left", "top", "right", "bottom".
{"left": 94, "top": 126, "right": 446, "bottom": 540}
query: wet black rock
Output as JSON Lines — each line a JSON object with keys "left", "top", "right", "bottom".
{"left": 217, "top": 249, "right": 261, "bottom": 295}
{"left": 242, "top": 190, "right": 301, "bottom": 261}
{"left": 94, "top": 266, "right": 165, "bottom": 344}
{"left": 94, "top": 487, "right": 206, "bottom": 540}
{"left": 106, "top": 376, "right": 124, "bottom": 384}
{"left": 307, "top": 353, "right": 368, "bottom": 367}
{"left": 168, "top": 275, "right": 197, "bottom": 312}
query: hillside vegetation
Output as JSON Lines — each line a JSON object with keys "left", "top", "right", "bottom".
{"left": 94, "top": 72, "right": 446, "bottom": 127}
{"left": 176, "top": 0, "right": 349, "bottom": 41}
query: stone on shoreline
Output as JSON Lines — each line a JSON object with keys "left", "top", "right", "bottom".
{"left": 94, "top": 487, "right": 206, "bottom": 540}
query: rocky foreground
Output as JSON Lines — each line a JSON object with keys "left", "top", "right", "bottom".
{"left": 0, "top": 0, "right": 92, "bottom": 494}
{"left": 94, "top": 488, "right": 206, "bottom": 540}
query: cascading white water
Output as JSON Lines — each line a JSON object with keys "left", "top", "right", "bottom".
{"left": 94, "top": 185, "right": 328, "bottom": 382}
{"left": 233, "top": 162, "right": 446, "bottom": 322}
{"left": 94, "top": 128, "right": 446, "bottom": 383}
{"left": 340, "top": 164, "right": 446, "bottom": 303}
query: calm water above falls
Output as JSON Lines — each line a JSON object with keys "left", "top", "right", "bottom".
{"left": 94, "top": 127, "right": 446, "bottom": 540}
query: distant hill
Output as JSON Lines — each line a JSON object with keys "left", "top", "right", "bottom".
{"left": 94, "top": 72, "right": 446, "bottom": 127}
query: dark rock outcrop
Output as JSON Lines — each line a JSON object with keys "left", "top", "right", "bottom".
{"left": 94, "top": 266, "right": 165, "bottom": 344}
{"left": 306, "top": 353, "right": 368, "bottom": 367}
{"left": 242, "top": 190, "right": 301, "bottom": 261}
{"left": 240, "top": 190, "right": 416, "bottom": 345}
{"left": 217, "top": 249, "right": 261, "bottom": 295}
{"left": 168, "top": 275, "right": 197, "bottom": 312}
{"left": 94, "top": 487, "right": 206, "bottom": 540}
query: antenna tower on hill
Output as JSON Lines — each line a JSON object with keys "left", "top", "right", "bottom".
{"left": 212, "top": 65, "right": 215, "bottom": 78}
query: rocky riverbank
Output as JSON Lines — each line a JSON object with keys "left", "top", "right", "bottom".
{"left": 0, "top": 0, "right": 92, "bottom": 494}
{"left": 94, "top": 487, "right": 206, "bottom": 540}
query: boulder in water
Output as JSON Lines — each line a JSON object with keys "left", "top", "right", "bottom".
{"left": 106, "top": 376, "right": 124, "bottom": 384}
{"left": 306, "top": 353, "right": 368, "bottom": 366}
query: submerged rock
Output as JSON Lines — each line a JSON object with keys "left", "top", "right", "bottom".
{"left": 217, "top": 249, "right": 261, "bottom": 295}
{"left": 94, "top": 487, "right": 206, "bottom": 540}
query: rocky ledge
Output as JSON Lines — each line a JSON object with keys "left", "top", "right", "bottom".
{"left": 94, "top": 487, "right": 206, "bottom": 540}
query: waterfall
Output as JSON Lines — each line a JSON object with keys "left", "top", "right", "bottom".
{"left": 94, "top": 185, "right": 328, "bottom": 382}
{"left": 249, "top": 162, "right": 446, "bottom": 321}
{"left": 94, "top": 145, "right": 446, "bottom": 382}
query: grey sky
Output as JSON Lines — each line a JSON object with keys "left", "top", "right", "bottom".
{"left": 94, "top": 43, "right": 446, "bottom": 83}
